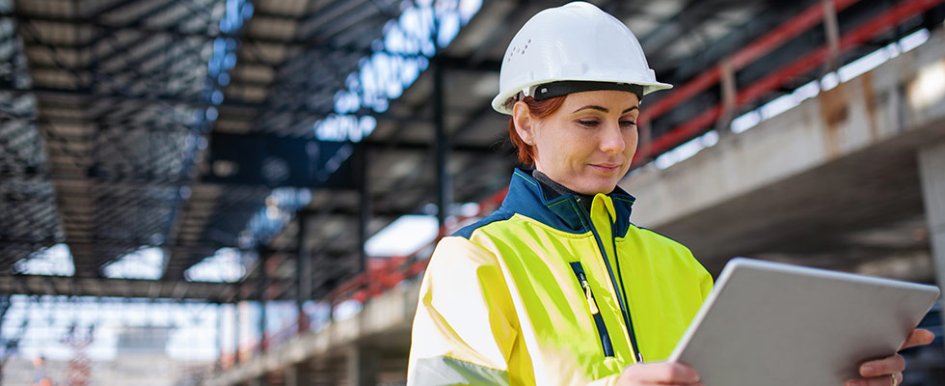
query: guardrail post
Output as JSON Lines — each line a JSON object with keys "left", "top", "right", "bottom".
{"left": 823, "top": 0, "right": 841, "bottom": 73}
{"left": 716, "top": 58, "right": 737, "bottom": 136}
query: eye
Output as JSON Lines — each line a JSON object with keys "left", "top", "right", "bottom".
{"left": 577, "top": 119, "right": 600, "bottom": 127}
{"left": 619, "top": 119, "right": 637, "bottom": 128}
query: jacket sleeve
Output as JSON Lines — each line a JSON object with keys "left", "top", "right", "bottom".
{"left": 406, "top": 236, "right": 519, "bottom": 386}
{"left": 692, "top": 249, "right": 714, "bottom": 301}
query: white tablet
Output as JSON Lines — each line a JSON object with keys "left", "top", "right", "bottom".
{"left": 669, "top": 258, "right": 941, "bottom": 386}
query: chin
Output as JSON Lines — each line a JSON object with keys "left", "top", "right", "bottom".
{"left": 578, "top": 180, "right": 619, "bottom": 195}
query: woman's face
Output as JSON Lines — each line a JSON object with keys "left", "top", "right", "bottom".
{"left": 513, "top": 90, "right": 640, "bottom": 195}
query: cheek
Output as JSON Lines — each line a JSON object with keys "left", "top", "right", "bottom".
{"left": 626, "top": 129, "right": 639, "bottom": 151}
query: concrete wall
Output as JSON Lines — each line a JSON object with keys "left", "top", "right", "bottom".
{"left": 623, "top": 29, "right": 945, "bottom": 229}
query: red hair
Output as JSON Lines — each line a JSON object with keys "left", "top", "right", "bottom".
{"left": 507, "top": 95, "right": 566, "bottom": 167}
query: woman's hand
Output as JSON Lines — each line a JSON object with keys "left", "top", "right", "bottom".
{"left": 844, "top": 328, "right": 935, "bottom": 386}
{"left": 616, "top": 362, "right": 703, "bottom": 386}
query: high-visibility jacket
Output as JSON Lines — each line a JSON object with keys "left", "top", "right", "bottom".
{"left": 407, "top": 169, "right": 713, "bottom": 385}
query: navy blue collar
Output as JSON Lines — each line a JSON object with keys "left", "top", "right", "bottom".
{"left": 499, "top": 168, "right": 636, "bottom": 235}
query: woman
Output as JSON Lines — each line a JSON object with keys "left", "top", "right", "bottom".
{"left": 406, "top": 2, "right": 932, "bottom": 385}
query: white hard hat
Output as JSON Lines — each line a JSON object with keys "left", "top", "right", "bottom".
{"left": 492, "top": 1, "right": 672, "bottom": 115}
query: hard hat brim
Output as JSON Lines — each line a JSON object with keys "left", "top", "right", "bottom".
{"left": 491, "top": 79, "right": 673, "bottom": 115}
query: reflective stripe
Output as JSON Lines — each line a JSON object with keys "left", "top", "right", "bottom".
{"left": 408, "top": 356, "right": 510, "bottom": 386}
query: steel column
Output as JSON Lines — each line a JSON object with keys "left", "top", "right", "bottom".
{"left": 433, "top": 59, "right": 451, "bottom": 229}
{"left": 919, "top": 140, "right": 945, "bottom": 349}
{"left": 257, "top": 249, "right": 269, "bottom": 356}
{"left": 234, "top": 298, "right": 241, "bottom": 365}
{"left": 217, "top": 303, "right": 224, "bottom": 369}
{"left": 297, "top": 213, "right": 311, "bottom": 334}
{"left": 358, "top": 148, "right": 371, "bottom": 274}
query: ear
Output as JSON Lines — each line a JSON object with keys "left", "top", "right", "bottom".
{"left": 511, "top": 101, "right": 535, "bottom": 145}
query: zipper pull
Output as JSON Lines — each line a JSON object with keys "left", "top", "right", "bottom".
{"left": 577, "top": 273, "right": 600, "bottom": 315}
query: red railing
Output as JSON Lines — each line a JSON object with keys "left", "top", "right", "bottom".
{"left": 218, "top": 187, "right": 507, "bottom": 367}
{"left": 220, "top": 0, "right": 944, "bottom": 365}
{"left": 323, "top": 187, "right": 508, "bottom": 304}
{"left": 639, "top": 0, "right": 945, "bottom": 163}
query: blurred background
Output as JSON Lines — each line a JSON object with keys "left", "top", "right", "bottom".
{"left": 1, "top": 0, "right": 945, "bottom": 385}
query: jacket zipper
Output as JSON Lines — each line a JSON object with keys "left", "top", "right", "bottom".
{"left": 570, "top": 262, "right": 615, "bottom": 357}
{"left": 573, "top": 198, "right": 644, "bottom": 363}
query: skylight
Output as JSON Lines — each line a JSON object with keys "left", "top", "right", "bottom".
{"left": 103, "top": 247, "right": 165, "bottom": 280}
{"left": 13, "top": 243, "right": 74, "bottom": 276}
{"left": 312, "top": 0, "right": 483, "bottom": 143}
{"left": 366, "top": 215, "right": 439, "bottom": 257}
{"left": 184, "top": 248, "right": 246, "bottom": 283}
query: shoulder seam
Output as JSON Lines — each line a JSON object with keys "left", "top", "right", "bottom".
{"left": 452, "top": 209, "right": 515, "bottom": 239}
{"left": 630, "top": 224, "right": 690, "bottom": 251}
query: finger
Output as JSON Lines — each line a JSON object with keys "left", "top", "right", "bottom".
{"left": 653, "top": 383, "right": 704, "bottom": 386}
{"left": 624, "top": 362, "right": 700, "bottom": 383}
{"left": 899, "top": 328, "right": 935, "bottom": 350}
{"left": 859, "top": 354, "right": 905, "bottom": 377}
{"left": 845, "top": 373, "right": 900, "bottom": 386}
{"left": 640, "top": 383, "right": 704, "bottom": 386}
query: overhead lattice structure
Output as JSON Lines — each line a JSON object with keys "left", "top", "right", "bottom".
{"left": 0, "top": 0, "right": 942, "bottom": 303}
{"left": 0, "top": 0, "right": 406, "bottom": 301}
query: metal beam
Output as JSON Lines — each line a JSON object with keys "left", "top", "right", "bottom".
{"left": 1, "top": 8, "right": 426, "bottom": 56}
{"left": 0, "top": 275, "right": 238, "bottom": 302}
{"left": 2, "top": 82, "right": 466, "bottom": 129}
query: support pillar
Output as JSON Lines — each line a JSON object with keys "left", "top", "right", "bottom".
{"left": 285, "top": 360, "right": 314, "bottom": 386}
{"left": 918, "top": 140, "right": 945, "bottom": 349}
{"left": 433, "top": 59, "right": 451, "bottom": 230}
{"left": 297, "top": 214, "right": 311, "bottom": 333}
{"left": 216, "top": 303, "right": 224, "bottom": 370}
{"left": 246, "top": 377, "right": 265, "bottom": 386}
{"left": 257, "top": 248, "right": 269, "bottom": 355}
{"left": 346, "top": 345, "right": 377, "bottom": 386}
{"left": 234, "top": 299, "right": 241, "bottom": 365}
{"left": 358, "top": 147, "right": 371, "bottom": 273}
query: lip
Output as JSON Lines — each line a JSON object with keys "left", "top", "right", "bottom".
{"left": 589, "top": 163, "right": 622, "bottom": 172}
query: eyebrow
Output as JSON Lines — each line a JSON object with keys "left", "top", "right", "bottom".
{"left": 572, "top": 105, "right": 640, "bottom": 114}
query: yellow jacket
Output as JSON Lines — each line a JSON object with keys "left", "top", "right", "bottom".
{"left": 407, "top": 169, "right": 712, "bottom": 385}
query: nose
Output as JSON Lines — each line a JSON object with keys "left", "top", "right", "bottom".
{"left": 599, "top": 121, "right": 626, "bottom": 155}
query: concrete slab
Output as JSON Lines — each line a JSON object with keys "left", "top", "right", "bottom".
{"left": 621, "top": 29, "right": 945, "bottom": 275}
{"left": 203, "top": 279, "right": 419, "bottom": 386}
